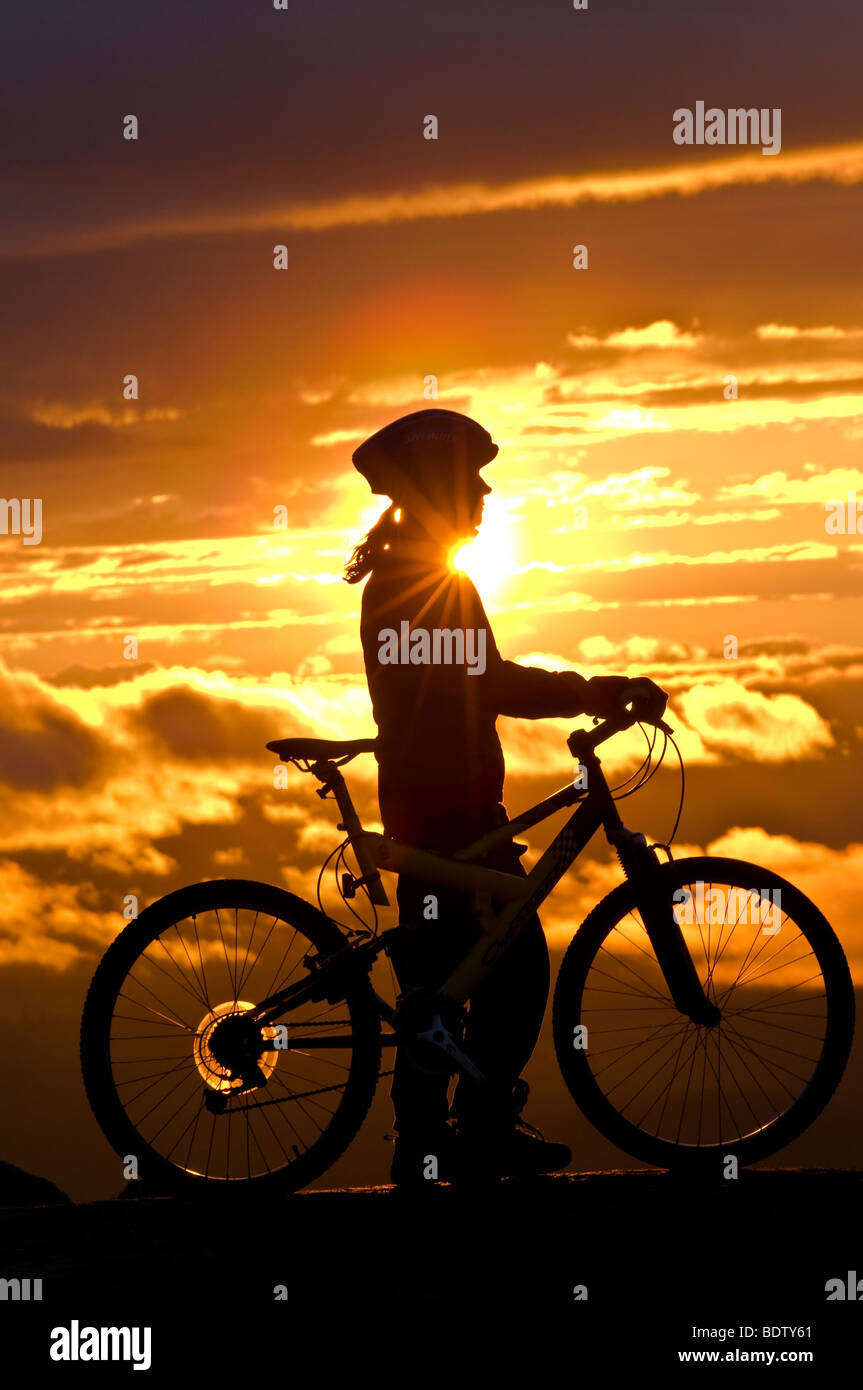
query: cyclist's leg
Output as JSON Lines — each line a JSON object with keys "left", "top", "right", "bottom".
{"left": 388, "top": 874, "right": 467, "bottom": 1137}
{"left": 451, "top": 840, "right": 550, "bottom": 1126}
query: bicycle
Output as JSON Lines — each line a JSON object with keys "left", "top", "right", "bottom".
{"left": 80, "top": 705, "right": 855, "bottom": 1190}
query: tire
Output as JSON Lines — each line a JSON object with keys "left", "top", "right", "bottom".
{"left": 553, "top": 856, "right": 855, "bottom": 1171}
{"left": 81, "top": 879, "right": 382, "bottom": 1191}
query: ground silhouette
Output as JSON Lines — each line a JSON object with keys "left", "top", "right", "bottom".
{"left": 1, "top": 1168, "right": 860, "bottom": 1370}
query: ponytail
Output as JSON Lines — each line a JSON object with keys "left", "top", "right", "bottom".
{"left": 343, "top": 503, "right": 400, "bottom": 584}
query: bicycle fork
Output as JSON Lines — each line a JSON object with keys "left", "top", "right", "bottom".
{"left": 613, "top": 829, "right": 721, "bottom": 1027}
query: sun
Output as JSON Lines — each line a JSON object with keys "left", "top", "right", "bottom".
{"left": 450, "top": 495, "right": 516, "bottom": 597}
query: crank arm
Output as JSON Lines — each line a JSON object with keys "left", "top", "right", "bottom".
{"left": 416, "top": 1014, "right": 488, "bottom": 1083}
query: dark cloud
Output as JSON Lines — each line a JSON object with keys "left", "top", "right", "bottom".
{"left": 48, "top": 662, "right": 156, "bottom": 688}
{"left": 132, "top": 684, "right": 291, "bottom": 761}
{"left": 0, "top": 665, "right": 110, "bottom": 789}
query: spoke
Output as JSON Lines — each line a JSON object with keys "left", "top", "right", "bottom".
{"left": 236, "top": 913, "right": 281, "bottom": 996}
{"left": 605, "top": 1021, "right": 697, "bottom": 1107}
{"left": 715, "top": 933, "right": 806, "bottom": 1007}
{"left": 573, "top": 872, "right": 840, "bottom": 1157}
{"left": 714, "top": 911, "right": 796, "bottom": 1004}
{"left": 651, "top": 1025, "right": 695, "bottom": 1138}
{"left": 112, "top": 1054, "right": 192, "bottom": 1065}
{"left": 119, "top": 1053, "right": 198, "bottom": 1113}
{"left": 214, "top": 907, "right": 238, "bottom": 1002}
{"left": 721, "top": 1017, "right": 812, "bottom": 1091}
{"left": 235, "top": 910, "right": 261, "bottom": 1000}
{"left": 152, "top": 933, "right": 210, "bottom": 1013}
{"left": 718, "top": 1024, "right": 795, "bottom": 1111}
{"left": 190, "top": 914, "right": 211, "bottom": 1011}
{"left": 723, "top": 973, "right": 825, "bottom": 1017}
{"left": 703, "top": 880, "right": 747, "bottom": 993}
{"left": 583, "top": 1018, "right": 688, "bottom": 1062}
{"left": 261, "top": 926, "right": 302, "bottom": 1004}
{"left": 719, "top": 1012, "right": 825, "bottom": 1045}
{"left": 694, "top": 1026, "right": 748, "bottom": 1144}
{"left": 171, "top": 921, "right": 210, "bottom": 1010}
{"left": 585, "top": 957, "right": 671, "bottom": 1008}
{"left": 136, "top": 1064, "right": 204, "bottom": 1138}
{"left": 116, "top": 984, "right": 195, "bottom": 1034}
{"left": 674, "top": 1031, "right": 702, "bottom": 1143}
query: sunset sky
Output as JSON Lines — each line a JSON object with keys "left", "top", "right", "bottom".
{"left": 1, "top": 0, "right": 862, "bottom": 1197}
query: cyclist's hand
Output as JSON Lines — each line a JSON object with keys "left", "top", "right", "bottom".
{"left": 620, "top": 677, "right": 668, "bottom": 722}
{"left": 585, "top": 675, "right": 668, "bottom": 722}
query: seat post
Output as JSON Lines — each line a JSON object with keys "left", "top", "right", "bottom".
{"left": 312, "top": 759, "right": 389, "bottom": 905}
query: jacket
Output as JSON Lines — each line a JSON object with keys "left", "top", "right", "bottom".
{"left": 360, "top": 546, "right": 592, "bottom": 848}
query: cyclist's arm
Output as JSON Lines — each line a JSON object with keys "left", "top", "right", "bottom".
{"left": 465, "top": 582, "right": 592, "bottom": 718}
{"left": 482, "top": 643, "right": 592, "bottom": 719}
{"left": 468, "top": 581, "right": 663, "bottom": 720}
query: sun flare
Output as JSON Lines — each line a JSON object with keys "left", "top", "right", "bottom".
{"left": 450, "top": 495, "right": 517, "bottom": 597}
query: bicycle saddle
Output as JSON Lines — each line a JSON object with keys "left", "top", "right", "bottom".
{"left": 267, "top": 736, "right": 378, "bottom": 763}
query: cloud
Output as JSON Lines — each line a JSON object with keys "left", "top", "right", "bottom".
{"left": 756, "top": 324, "right": 863, "bottom": 342}
{"left": 576, "top": 539, "right": 838, "bottom": 572}
{"left": 310, "top": 429, "right": 369, "bottom": 447}
{"left": 539, "top": 465, "right": 699, "bottom": 511}
{"left": 0, "top": 662, "right": 110, "bottom": 790}
{"left": 0, "top": 650, "right": 856, "bottom": 977}
{"left": 540, "top": 827, "right": 863, "bottom": 983}
{"left": 568, "top": 320, "right": 702, "bottom": 351}
{"left": 28, "top": 403, "right": 182, "bottom": 429}
{"left": 5, "top": 141, "right": 863, "bottom": 258}
{"left": 0, "top": 659, "right": 386, "bottom": 967}
{"left": 0, "top": 859, "right": 112, "bottom": 969}
{"left": 48, "top": 663, "right": 157, "bottom": 689}
{"left": 676, "top": 679, "right": 834, "bottom": 761}
{"left": 716, "top": 466, "right": 863, "bottom": 506}
{"left": 132, "top": 683, "right": 283, "bottom": 761}
{"left": 688, "top": 828, "right": 863, "bottom": 979}
{"left": 590, "top": 407, "right": 669, "bottom": 431}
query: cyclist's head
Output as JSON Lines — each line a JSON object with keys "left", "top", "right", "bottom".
{"left": 352, "top": 409, "right": 497, "bottom": 543}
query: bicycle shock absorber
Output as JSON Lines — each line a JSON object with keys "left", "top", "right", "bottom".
{"left": 613, "top": 829, "right": 720, "bottom": 1026}
{"left": 613, "top": 826, "right": 653, "bottom": 879}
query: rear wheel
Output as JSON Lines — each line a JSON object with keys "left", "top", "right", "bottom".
{"left": 553, "top": 857, "right": 854, "bottom": 1170}
{"left": 81, "top": 879, "right": 382, "bottom": 1190}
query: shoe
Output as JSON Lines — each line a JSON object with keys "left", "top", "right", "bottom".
{"left": 389, "top": 1122, "right": 457, "bottom": 1188}
{"left": 460, "top": 1118, "right": 572, "bottom": 1179}
{"left": 452, "top": 1080, "right": 572, "bottom": 1181}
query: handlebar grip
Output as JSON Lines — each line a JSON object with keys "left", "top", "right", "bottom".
{"left": 623, "top": 694, "right": 671, "bottom": 730}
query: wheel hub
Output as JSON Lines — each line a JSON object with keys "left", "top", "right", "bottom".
{"left": 194, "top": 1000, "right": 278, "bottom": 1094}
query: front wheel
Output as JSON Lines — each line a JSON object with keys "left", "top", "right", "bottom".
{"left": 553, "top": 856, "right": 854, "bottom": 1170}
{"left": 81, "top": 879, "right": 382, "bottom": 1190}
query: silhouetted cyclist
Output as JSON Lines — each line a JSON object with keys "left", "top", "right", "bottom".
{"left": 345, "top": 408, "right": 667, "bottom": 1185}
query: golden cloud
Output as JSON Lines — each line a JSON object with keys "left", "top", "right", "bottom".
{"left": 7, "top": 141, "right": 863, "bottom": 257}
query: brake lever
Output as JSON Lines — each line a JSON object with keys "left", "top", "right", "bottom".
{"left": 622, "top": 703, "right": 674, "bottom": 737}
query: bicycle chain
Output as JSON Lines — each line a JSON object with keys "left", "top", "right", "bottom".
{"left": 222, "top": 1068, "right": 395, "bottom": 1112}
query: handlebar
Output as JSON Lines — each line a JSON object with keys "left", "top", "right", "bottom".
{"left": 567, "top": 708, "right": 673, "bottom": 759}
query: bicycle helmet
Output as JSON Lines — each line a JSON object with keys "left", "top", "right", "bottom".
{"left": 352, "top": 408, "right": 499, "bottom": 497}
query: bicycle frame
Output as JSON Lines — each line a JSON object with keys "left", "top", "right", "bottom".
{"left": 303, "top": 715, "right": 716, "bottom": 1021}
{"left": 252, "top": 714, "right": 718, "bottom": 1058}
{"left": 359, "top": 782, "right": 605, "bottom": 1002}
